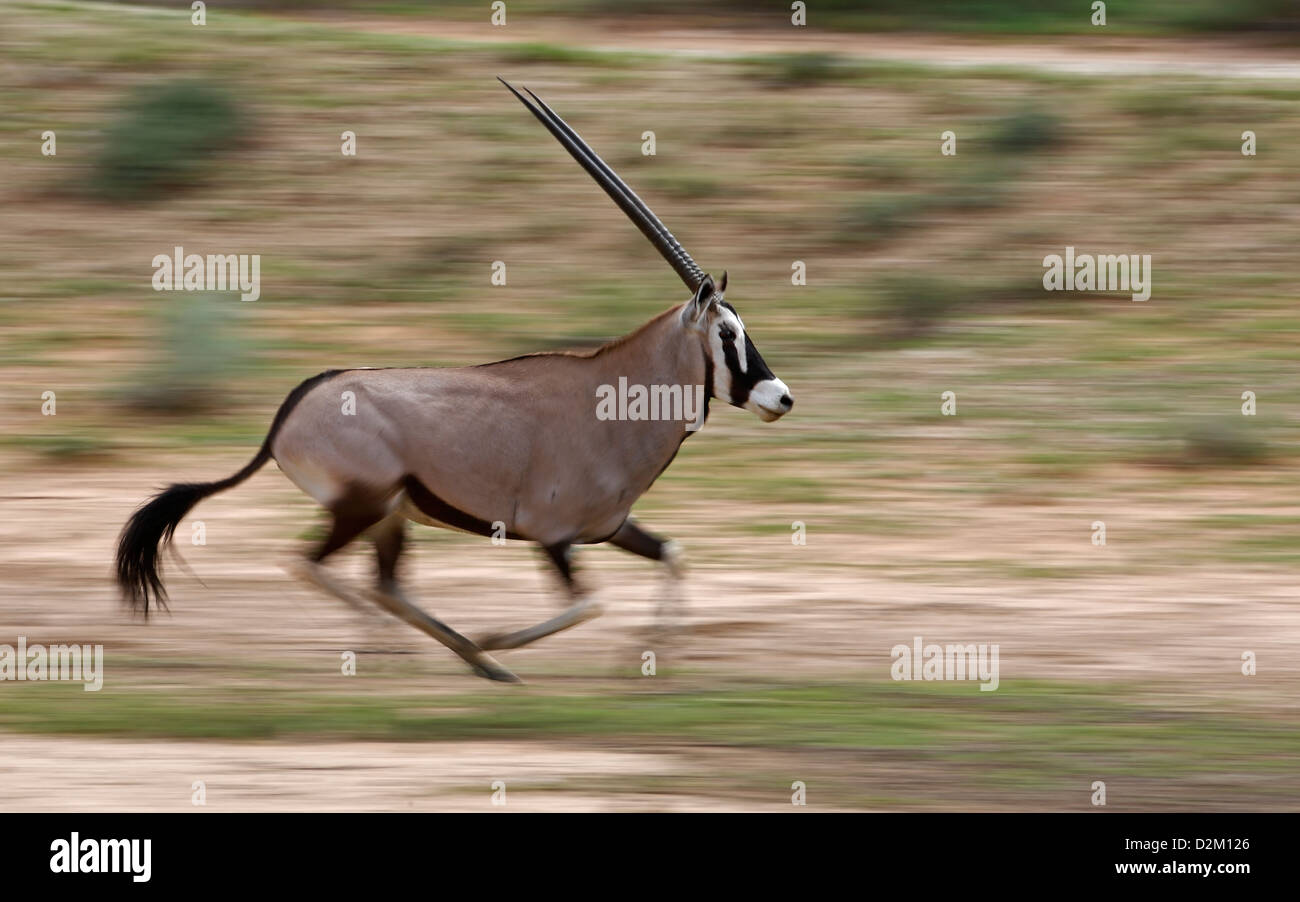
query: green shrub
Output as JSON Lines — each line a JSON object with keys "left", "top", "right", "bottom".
{"left": 90, "top": 80, "right": 247, "bottom": 201}
{"left": 754, "top": 52, "right": 851, "bottom": 88}
{"left": 119, "top": 293, "right": 249, "bottom": 412}
{"left": 873, "top": 274, "right": 957, "bottom": 338}
{"left": 837, "top": 194, "right": 933, "bottom": 246}
{"left": 1179, "top": 418, "right": 1268, "bottom": 466}
{"left": 11, "top": 433, "right": 115, "bottom": 462}
{"left": 989, "top": 109, "right": 1063, "bottom": 153}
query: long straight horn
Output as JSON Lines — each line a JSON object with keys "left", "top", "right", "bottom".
{"left": 498, "top": 77, "right": 707, "bottom": 293}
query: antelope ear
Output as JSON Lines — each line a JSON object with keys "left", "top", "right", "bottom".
{"left": 693, "top": 274, "right": 715, "bottom": 304}
{"left": 687, "top": 274, "right": 716, "bottom": 322}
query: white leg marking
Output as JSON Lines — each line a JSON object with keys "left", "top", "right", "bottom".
{"left": 656, "top": 541, "right": 686, "bottom": 631}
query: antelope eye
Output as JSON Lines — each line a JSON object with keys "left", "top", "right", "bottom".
{"left": 719, "top": 327, "right": 736, "bottom": 342}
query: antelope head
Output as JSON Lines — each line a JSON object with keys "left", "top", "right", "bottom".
{"left": 500, "top": 78, "right": 794, "bottom": 422}
{"left": 682, "top": 272, "right": 792, "bottom": 421}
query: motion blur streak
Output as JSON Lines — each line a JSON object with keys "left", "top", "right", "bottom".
{"left": 1, "top": 1, "right": 1298, "bottom": 811}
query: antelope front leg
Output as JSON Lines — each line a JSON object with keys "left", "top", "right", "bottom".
{"left": 608, "top": 519, "right": 686, "bottom": 634}
{"left": 476, "top": 595, "right": 604, "bottom": 651}
{"left": 477, "top": 543, "right": 603, "bottom": 652}
{"left": 654, "top": 540, "right": 686, "bottom": 632}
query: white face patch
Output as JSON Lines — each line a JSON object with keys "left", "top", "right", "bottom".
{"left": 706, "top": 304, "right": 747, "bottom": 404}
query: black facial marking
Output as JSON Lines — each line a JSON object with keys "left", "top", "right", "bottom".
{"left": 719, "top": 334, "right": 750, "bottom": 405}
{"left": 713, "top": 302, "right": 776, "bottom": 408}
{"left": 744, "top": 334, "right": 775, "bottom": 381}
{"left": 719, "top": 330, "right": 775, "bottom": 408}
{"left": 701, "top": 345, "right": 713, "bottom": 423}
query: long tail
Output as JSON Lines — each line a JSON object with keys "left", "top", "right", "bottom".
{"left": 115, "top": 448, "right": 271, "bottom": 616}
{"left": 115, "top": 369, "right": 341, "bottom": 616}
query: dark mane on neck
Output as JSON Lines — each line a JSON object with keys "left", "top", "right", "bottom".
{"left": 475, "top": 304, "right": 682, "bottom": 368}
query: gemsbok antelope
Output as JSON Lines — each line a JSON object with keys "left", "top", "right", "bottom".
{"left": 116, "top": 79, "right": 793, "bottom": 682}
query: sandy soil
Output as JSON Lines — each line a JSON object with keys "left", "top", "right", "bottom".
{"left": 0, "top": 453, "right": 1296, "bottom": 810}
{"left": 3, "top": 456, "right": 1298, "bottom": 688}
{"left": 0, "top": 735, "right": 708, "bottom": 812}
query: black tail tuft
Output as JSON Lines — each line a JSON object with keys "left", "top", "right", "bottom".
{"left": 115, "top": 449, "right": 270, "bottom": 617}
{"left": 115, "top": 483, "right": 208, "bottom": 616}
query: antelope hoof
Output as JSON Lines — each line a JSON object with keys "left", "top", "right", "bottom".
{"left": 661, "top": 540, "right": 686, "bottom": 579}
{"left": 470, "top": 656, "right": 523, "bottom": 683}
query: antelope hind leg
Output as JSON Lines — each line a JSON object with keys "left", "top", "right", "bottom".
{"left": 288, "top": 558, "right": 516, "bottom": 682}
{"left": 285, "top": 557, "right": 376, "bottom": 618}
{"left": 363, "top": 583, "right": 520, "bottom": 682}
{"left": 363, "top": 513, "right": 519, "bottom": 681}
{"left": 287, "top": 544, "right": 519, "bottom": 683}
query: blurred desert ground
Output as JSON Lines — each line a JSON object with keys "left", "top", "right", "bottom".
{"left": 0, "top": 0, "right": 1298, "bottom": 810}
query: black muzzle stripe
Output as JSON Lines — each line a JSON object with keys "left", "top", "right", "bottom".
{"left": 721, "top": 333, "right": 774, "bottom": 407}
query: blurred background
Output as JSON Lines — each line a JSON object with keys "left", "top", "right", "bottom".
{"left": 1, "top": 1, "right": 1298, "bottom": 810}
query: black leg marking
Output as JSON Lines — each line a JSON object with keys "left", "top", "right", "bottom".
{"left": 372, "top": 516, "right": 406, "bottom": 588}
{"left": 291, "top": 499, "right": 390, "bottom": 620}
{"left": 608, "top": 519, "right": 684, "bottom": 636}
{"left": 609, "top": 519, "right": 668, "bottom": 561}
{"left": 309, "top": 484, "right": 397, "bottom": 564}
{"left": 541, "top": 542, "right": 577, "bottom": 594}
{"left": 312, "top": 511, "right": 384, "bottom": 563}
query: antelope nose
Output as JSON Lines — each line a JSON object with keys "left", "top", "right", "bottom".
{"left": 779, "top": 394, "right": 793, "bottom": 411}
